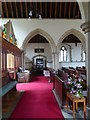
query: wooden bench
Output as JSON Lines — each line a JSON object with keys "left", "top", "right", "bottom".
{"left": 0, "top": 71, "right": 17, "bottom": 97}
{"left": 0, "top": 81, "right": 17, "bottom": 96}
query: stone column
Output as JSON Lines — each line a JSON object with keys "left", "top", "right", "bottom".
{"left": 81, "top": 21, "right": 90, "bottom": 116}
{"left": 21, "top": 50, "right": 24, "bottom": 68}
{"left": 52, "top": 52, "right": 55, "bottom": 70}
{"left": 56, "top": 52, "right": 60, "bottom": 69}
{"left": 54, "top": 52, "right": 58, "bottom": 70}
{"left": 52, "top": 52, "right": 60, "bottom": 70}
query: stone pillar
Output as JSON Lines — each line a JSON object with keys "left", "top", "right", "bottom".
{"left": 81, "top": 21, "right": 90, "bottom": 116}
{"left": 54, "top": 52, "right": 59, "bottom": 70}
{"left": 52, "top": 52, "right": 59, "bottom": 70}
{"left": 56, "top": 52, "right": 60, "bottom": 69}
{"left": 52, "top": 52, "right": 55, "bottom": 70}
{"left": 21, "top": 50, "right": 24, "bottom": 68}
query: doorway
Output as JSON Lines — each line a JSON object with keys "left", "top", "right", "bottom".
{"left": 36, "top": 58, "right": 43, "bottom": 69}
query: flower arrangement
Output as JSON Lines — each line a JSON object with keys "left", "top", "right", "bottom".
{"left": 66, "top": 76, "right": 87, "bottom": 97}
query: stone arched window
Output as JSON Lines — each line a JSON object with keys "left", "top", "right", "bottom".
{"left": 59, "top": 46, "right": 67, "bottom": 62}
{"left": 82, "top": 50, "right": 86, "bottom": 61}
{"left": 81, "top": 45, "right": 86, "bottom": 62}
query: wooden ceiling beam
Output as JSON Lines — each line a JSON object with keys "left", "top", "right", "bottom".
{"left": 14, "top": 2, "right": 18, "bottom": 18}
{"left": 35, "top": 2, "right": 37, "bottom": 18}
{"left": 25, "top": 2, "right": 28, "bottom": 18}
{"left": 20, "top": 2, "right": 23, "bottom": 18}
{"left": 40, "top": 2, "right": 42, "bottom": 17}
{"left": 0, "top": 1, "right": 2, "bottom": 18}
{"left": 59, "top": 2, "right": 62, "bottom": 18}
{"left": 1, "top": 1, "right": 5, "bottom": 17}
{"left": 68, "top": 2, "right": 71, "bottom": 18}
{"left": 6, "top": 2, "right": 12, "bottom": 18}
{"left": 64, "top": 2, "right": 66, "bottom": 18}
{"left": 9, "top": 2, "right": 14, "bottom": 18}
{"left": 76, "top": 2, "right": 80, "bottom": 18}
{"left": 2, "top": 1, "right": 81, "bottom": 19}
{"left": 45, "top": 2, "right": 47, "bottom": 18}
{"left": 28, "top": 34, "right": 49, "bottom": 43}
{"left": 62, "top": 34, "right": 81, "bottom": 43}
{"left": 55, "top": 2, "right": 57, "bottom": 18}
{"left": 4, "top": 2, "right": 9, "bottom": 18}
{"left": 73, "top": 2, "right": 76, "bottom": 18}
{"left": 50, "top": 2, "right": 52, "bottom": 18}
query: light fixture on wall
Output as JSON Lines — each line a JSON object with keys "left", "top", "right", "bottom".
{"left": 28, "top": 8, "right": 42, "bottom": 20}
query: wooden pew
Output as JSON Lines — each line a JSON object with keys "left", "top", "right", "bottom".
{"left": 1, "top": 71, "right": 22, "bottom": 119}
{"left": 76, "top": 68, "right": 86, "bottom": 75}
{"left": 53, "top": 74, "right": 67, "bottom": 108}
{"left": 62, "top": 67, "right": 76, "bottom": 75}
{"left": 0, "top": 71, "right": 17, "bottom": 97}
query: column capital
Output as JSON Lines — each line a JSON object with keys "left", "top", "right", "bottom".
{"left": 80, "top": 21, "right": 90, "bottom": 34}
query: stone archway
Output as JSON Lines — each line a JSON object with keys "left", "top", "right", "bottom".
{"left": 57, "top": 28, "right": 86, "bottom": 53}
{"left": 22, "top": 28, "right": 56, "bottom": 69}
{"left": 22, "top": 28, "right": 56, "bottom": 53}
{"left": 56, "top": 28, "right": 86, "bottom": 69}
{"left": 32, "top": 54, "right": 47, "bottom": 69}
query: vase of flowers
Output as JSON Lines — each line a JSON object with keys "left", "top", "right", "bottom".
{"left": 66, "top": 77, "right": 87, "bottom": 98}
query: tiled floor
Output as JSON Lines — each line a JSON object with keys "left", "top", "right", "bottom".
{"left": 61, "top": 107, "right": 90, "bottom": 120}
{"left": 53, "top": 90, "right": 90, "bottom": 120}
{"left": 61, "top": 107, "right": 84, "bottom": 119}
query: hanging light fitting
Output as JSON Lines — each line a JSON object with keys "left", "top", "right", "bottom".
{"left": 28, "top": 8, "right": 42, "bottom": 19}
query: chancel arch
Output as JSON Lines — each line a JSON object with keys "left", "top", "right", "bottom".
{"left": 22, "top": 29, "right": 56, "bottom": 69}
{"left": 22, "top": 28, "right": 56, "bottom": 53}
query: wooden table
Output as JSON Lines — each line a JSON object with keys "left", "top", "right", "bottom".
{"left": 66, "top": 92, "right": 86, "bottom": 119}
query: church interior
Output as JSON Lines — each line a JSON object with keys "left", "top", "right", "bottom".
{"left": 0, "top": 1, "right": 90, "bottom": 119}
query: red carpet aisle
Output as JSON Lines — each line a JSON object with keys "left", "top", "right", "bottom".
{"left": 10, "top": 76, "right": 64, "bottom": 119}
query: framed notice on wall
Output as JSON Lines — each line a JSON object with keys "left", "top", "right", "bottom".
{"left": 34, "top": 48, "right": 44, "bottom": 53}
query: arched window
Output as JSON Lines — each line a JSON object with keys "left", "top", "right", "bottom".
{"left": 59, "top": 46, "right": 67, "bottom": 62}
{"left": 82, "top": 50, "right": 86, "bottom": 61}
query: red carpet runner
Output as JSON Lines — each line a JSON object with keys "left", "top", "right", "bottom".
{"left": 10, "top": 76, "right": 64, "bottom": 119}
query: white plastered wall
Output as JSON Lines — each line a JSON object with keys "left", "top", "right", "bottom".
{"left": 1, "top": 18, "right": 87, "bottom": 69}
{"left": 1, "top": 19, "right": 85, "bottom": 48}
